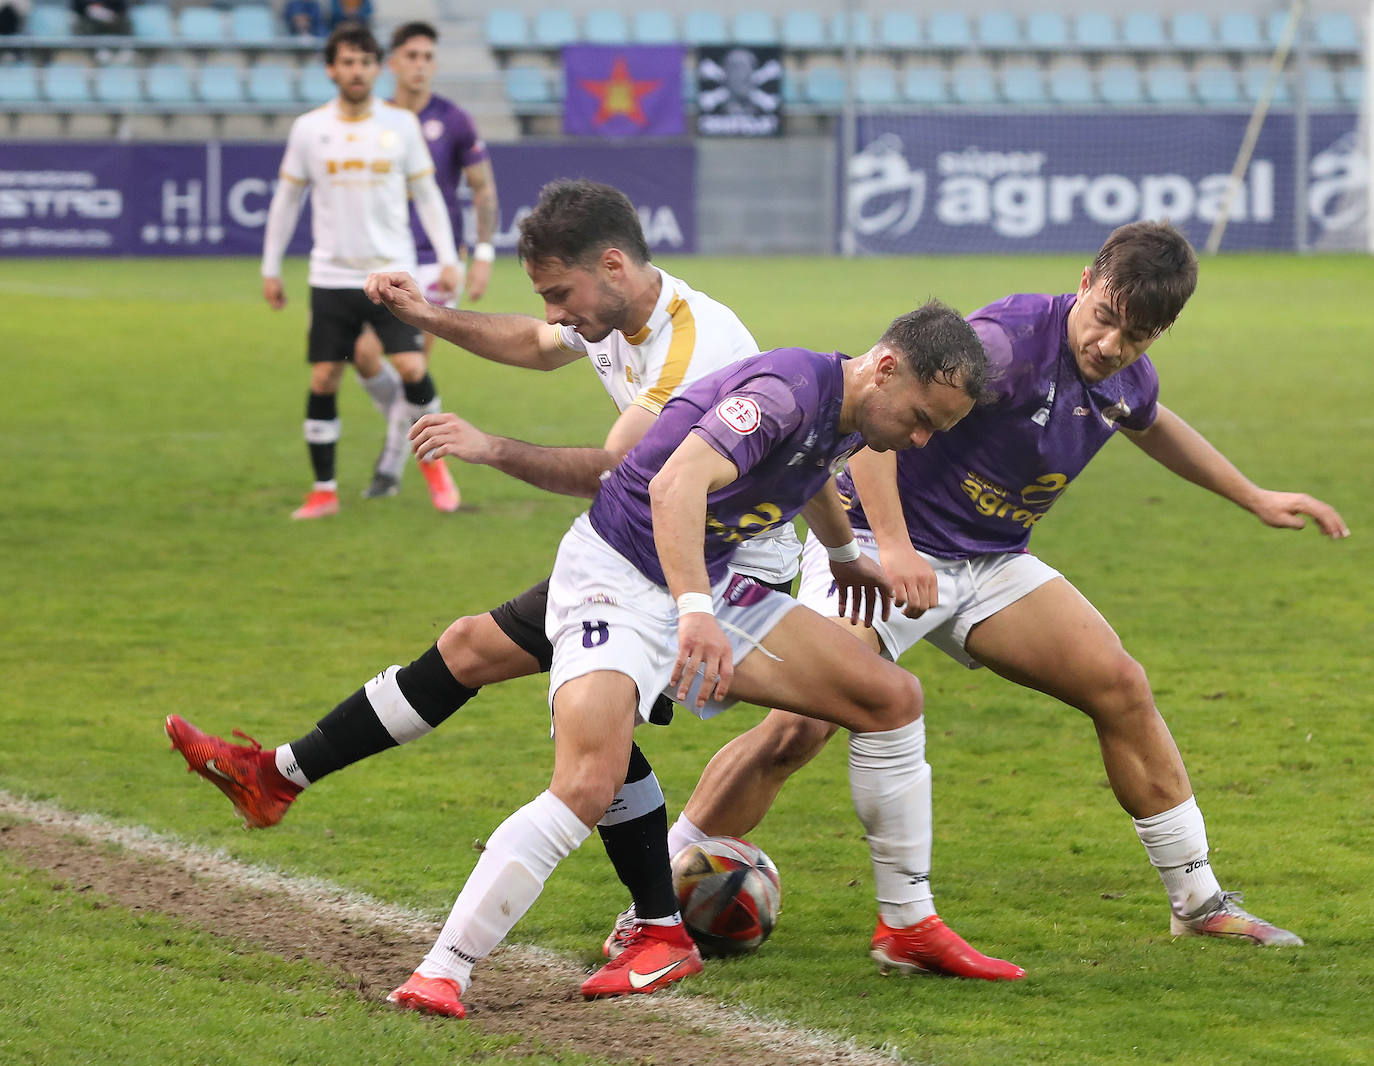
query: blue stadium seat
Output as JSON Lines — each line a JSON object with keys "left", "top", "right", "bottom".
{"left": 1073, "top": 12, "right": 1117, "bottom": 50}
{"left": 93, "top": 66, "right": 142, "bottom": 104}
{"left": 299, "top": 64, "right": 334, "bottom": 104}
{"left": 782, "top": 11, "right": 827, "bottom": 49}
{"left": 732, "top": 12, "right": 778, "bottom": 46}
{"left": 131, "top": 4, "right": 175, "bottom": 42}
{"left": 1313, "top": 12, "right": 1358, "bottom": 53}
{"left": 1025, "top": 12, "right": 1069, "bottom": 50}
{"left": 926, "top": 12, "right": 971, "bottom": 50}
{"left": 505, "top": 65, "right": 552, "bottom": 106}
{"left": 230, "top": 5, "right": 277, "bottom": 42}
{"left": 1240, "top": 60, "right": 1290, "bottom": 106}
{"left": 1265, "top": 12, "right": 1296, "bottom": 48}
{"left": 0, "top": 64, "right": 41, "bottom": 103}
{"left": 1194, "top": 61, "right": 1241, "bottom": 107}
{"left": 198, "top": 64, "right": 244, "bottom": 104}
{"left": 976, "top": 12, "right": 1021, "bottom": 50}
{"left": 1047, "top": 59, "right": 1096, "bottom": 105}
{"left": 855, "top": 64, "right": 900, "bottom": 105}
{"left": 949, "top": 58, "right": 998, "bottom": 105}
{"left": 902, "top": 63, "right": 947, "bottom": 105}
{"left": 829, "top": 12, "right": 874, "bottom": 48}
{"left": 878, "top": 12, "right": 921, "bottom": 49}
{"left": 1000, "top": 59, "right": 1047, "bottom": 106}
{"left": 1217, "top": 13, "right": 1263, "bottom": 51}
{"left": 1097, "top": 60, "right": 1144, "bottom": 107}
{"left": 485, "top": 10, "right": 529, "bottom": 49}
{"left": 804, "top": 66, "right": 847, "bottom": 107}
{"left": 28, "top": 3, "right": 71, "bottom": 36}
{"left": 1338, "top": 65, "right": 1364, "bottom": 106}
{"left": 1170, "top": 13, "right": 1214, "bottom": 51}
{"left": 532, "top": 9, "right": 577, "bottom": 48}
{"left": 1144, "top": 60, "right": 1192, "bottom": 105}
{"left": 375, "top": 70, "right": 395, "bottom": 99}
{"left": 632, "top": 11, "right": 676, "bottom": 45}
{"left": 780, "top": 68, "right": 804, "bottom": 107}
{"left": 584, "top": 10, "right": 629, "bottom": 44}
{"left": 1121, "top": 13, "right": 1167, "bottom": 51}
{"left": 247, "top": 64, "right": 296, "bottom": 104}
{"left": 179, "top": 7, "right": 225, "bottom": 41}
{"left": 1301, "top": 65, "right": 1341, "bottom": 107}
{"left": 145, "top": 63, "right": 195, "bottom": 105}
{"left": 683, "top": 11, "right": 727, "bottom": 45}
{"left": 42, "top": 64, "right": 91, "bottom": 104}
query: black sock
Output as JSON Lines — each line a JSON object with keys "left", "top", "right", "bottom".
{"left": 598, "top": 742, "right": 678, "bottom": 920}
{"left": 402, "top": 373, "right": 436, "bottom": 407}
{"left": 306, "top": 391, "right": 338, "bottom": 483}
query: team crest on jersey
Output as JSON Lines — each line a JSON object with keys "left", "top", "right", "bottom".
{"left": 422, "top": 118, "right": 444, "bottom": 140}
{"left": 379, "top": 129, "right": 398, "bottom": 149}
{"left": 716, "top": 396, "right": 761, "bottom": 435}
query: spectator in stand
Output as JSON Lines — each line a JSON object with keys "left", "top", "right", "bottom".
{"left": 1, "top": 0, "right": 29, "bottom": 37}
{"left": 283, "top": 0, "right": 323, "bottom": 39}
{"left": 327, "top": 0, "right": 371, "bottom": 33}
{"left": 71, "top": 0, "right": 130, "bottom": 35}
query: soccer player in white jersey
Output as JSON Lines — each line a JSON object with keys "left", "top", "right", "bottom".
{"left": 258, "top": 24, "right": 463, "bottom": 520}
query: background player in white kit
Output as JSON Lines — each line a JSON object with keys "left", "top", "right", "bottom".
{"left": 258, "top": 23, "right": 462, "bottom": 520}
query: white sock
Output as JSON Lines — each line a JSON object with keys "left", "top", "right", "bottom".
{"left": 275, "top": 744, "right": 311, "bottom": 789}
{"left": 849, "top": 717, "right": 936, "bottom": 929}
{"left": 1134, "top": 796, "right": 1221, "bottom": 916}
{"left": 357, "top": 360, "right": 401, "bottom": 417}
{"left": 310, "top": 479, "right": 337, "bottom": 493}
{"left": 377, "top": 396, "right": 442, "bottom": 478}
{"left": 418, "top": 790, "right": 591, "bottom": 989}
{"left": 667, "top": 812, "right": 709, "bottom": 860}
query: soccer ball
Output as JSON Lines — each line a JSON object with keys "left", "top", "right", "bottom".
{"left": 671, "top": 835, "right": 781, "bottom": 957}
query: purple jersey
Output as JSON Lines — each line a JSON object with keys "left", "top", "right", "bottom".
{"left": 591, "top": 348, "right": 863, "bottom": 586}
{"left": 839, "top": 292, "right": 1159, "bottom": 559}
{"left": 407, "top": 93, "right": 487, "bottom": 264}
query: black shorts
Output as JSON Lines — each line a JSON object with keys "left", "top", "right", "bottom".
{"left": 307, "top": 287, "right": 424, "bottom": 363}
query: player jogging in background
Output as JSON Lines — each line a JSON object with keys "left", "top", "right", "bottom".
{"left": 259, "top": 23, "right": 462, "bottom": 520}
{"left": 665, "top": 221, "right": 1349, "bottom": 956}
{"left": 352, "top": 20, "right": 501, "bottom": 508}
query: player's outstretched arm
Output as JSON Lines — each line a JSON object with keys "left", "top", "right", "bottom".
{"left": 801, "top": 479, "right": 893, "bottom": 628}
{"left": 1124, "top": 404, "right": 1350, "bottom": 538}
{"left": 846, "top": 447, "right": 939, "bottom": 615}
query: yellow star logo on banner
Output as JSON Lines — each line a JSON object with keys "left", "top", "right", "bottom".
{"left": 579, "top": 56, "right": 662, "bottom": 126}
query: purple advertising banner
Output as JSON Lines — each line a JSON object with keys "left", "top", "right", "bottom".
{"left": 0, "top": 141, "right": 696, "bottom": 256}
{"left": 841, "top": 112, "right": 1365, "bottom": 253}
{"left": 563, "top": 45, "right": 686, "bottom": 138}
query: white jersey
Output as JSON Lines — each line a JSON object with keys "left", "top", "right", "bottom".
{"left": 278, "top": 98, "right": 437, "bottom": 289}
{"left": 556, "top": 266, "right": 801, "bottom": 583}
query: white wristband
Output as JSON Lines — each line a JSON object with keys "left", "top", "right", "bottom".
{"left": 472, "top": 242, "right": 496, "bottom": 262}
{"left": 826, "top": 539, "right": 862, "bottom": 563}
{"left": 676, "top": 592, "right": 714, "bottom": 617}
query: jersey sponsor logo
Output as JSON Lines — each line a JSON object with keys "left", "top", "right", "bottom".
{"left": 716, "top": 395, "right": 761, "bottom": 434}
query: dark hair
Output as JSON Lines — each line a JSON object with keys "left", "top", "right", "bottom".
{"left": 517, "top": 179, "right": 651, "bottom": 267}
{"left": 324, "top": 23, "right": 382, "bottom": 65}
{"left": 1090, "top": 220, "right": 1198, "bottom": 337}
{"left": 879, "top": 299, "right": 988, "bottom": 402}
{"left": 390, "top": 21, "right": 437, "bottom": 50}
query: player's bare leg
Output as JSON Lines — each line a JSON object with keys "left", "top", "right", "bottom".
{"left": 964, "top": 577, "right": 1301, "bottom": 945}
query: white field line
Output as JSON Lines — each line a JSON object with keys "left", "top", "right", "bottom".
{"left": 0, "top": 789, "right": 903, "bottom": 1066}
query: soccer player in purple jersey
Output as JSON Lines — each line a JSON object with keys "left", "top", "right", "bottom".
{"left": 351, "top": 21, "right": 502, "bottom": 509}
{"left": 666, "top": 221, "right": 1349, "bottom": 965}
{"left": 384, "top": 305, "right": 995, "bottom": 1019}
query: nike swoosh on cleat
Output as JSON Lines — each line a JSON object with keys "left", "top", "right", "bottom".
{"left": 203, "top": 758, "right": 232, "bottom": 781}
{"left": 627, "top": 960, "right": 684, "bottom": 990}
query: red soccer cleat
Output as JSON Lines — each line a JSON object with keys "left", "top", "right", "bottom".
{"left": 164, "top": 714, "right": 301, "bottom": 829}
{"left": 870, "top": 915, "right": 1026, "bottom": 981}
{"left": 291, "top": 488, "right": 339, "bottom": 520}
{"left": 387, "top": 972, "right": 467, "bottom": 1018}
{"left": 581, "top": 922, "right": 704, "bottom": 998}
{"left": 418, "top": 459, "right": 460, "bottom": 513}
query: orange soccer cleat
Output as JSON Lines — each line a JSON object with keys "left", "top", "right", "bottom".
{"left": 418, "top": 459, "right": 460, "bottom": 512}
{"left": 387, "top": 972, "right": 467, "bottom": 1018}
{"left": 164, "top": 714, "right": 301, "bottom": 829}
{"left": 870, "top": 915, "right": 1026, "bottom": 981}
{"left": 291, "top": 488, "right": 339, "bottom": 520}
{"left": 581, "top": 921, "right": 703, "bottom": 998}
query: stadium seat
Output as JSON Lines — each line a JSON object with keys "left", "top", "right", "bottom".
{"left": 300, "top": 64, "right": 334, "bottom": 104}
{"left": 855, "top": 64, "right": 900, "bottom": 105}
{"left": 829, "top": 12, "right": 874, "bottom": 47}
{"left": 732, "top": 11, "right": 778, "bottom": 46}
{"left": 902, "top": 63, "right": 947, "bottom": 105}
{"left": 1170, "top": 13, "right": 1214, "bottom": 51}
{"left": 145, "top": 63, "right": 195, "bottom": 105}
{"left": 782, "top": 11, "right": 827, "bottom": 49}
{"left": 926, "top": 12, "right": 972, "bottom": 50}
{"left": 781, "top": 68, "right": 804, "bottom": 107}
{"left": 532, "top": 9, "right": 577, "bottom": 48}
{"left": 632, "top": 11, "right": 676, "bottom": 45}
{"left": 1000, "top": 59, "right": 1047, "bottom": 106}
{"left": 878, "top": 12, "right": 921, "bottom": 49}
{"left": 1240, "top": 59, "right": 1290, "bottom": 106}
{"left": 1047, "top": 58, "right": 1096, "bottom": 105}
{"left": 804, "top": 66, "right": 847, "bottom": 107}
{"left": 1301, "top": 65, "right": 1341, "bottom": 107}
{"left": 41, "top": 64, "right": 91, "bottom": 104}
{"left": 1073, "top": 12, "right": 1117, "bottom": 50}
{"left": 247, "top": 64, "right": 296, "bottom": 105}
{"left": 198, "top": 64, "right": 245, "bottom": 104}
{"left": 0, "top": 64, "right": 41, "bottom": 104}
{"left": 1338, "top": 65, "right": 1364, "bottom": 106}
{"left": 683, "top": 11, "right": 727, "bottom": 45}
{"left": 130, "top": 3, "right": 175, "bottom": 42}
{"left": 949, "top": 57, "right": 998, "bottom": 105}
{"left": 1217, "top": 13, "right": 1263, "bottom": 51}
{"left": 1194, "top": 60, "right": 1242, "bottom": 107}
{"left": 179, "top": 7, "right": 225, "bottom": 41}
{"left": 1025, "top": 12, "right": 1069, "bottom": 50}
{"left": 584, "top": 10, "right": 629, "bottom": 44}
{"left": 485, "top": 10, "right": 529, "bottom": 49}
{"left": 505, "top": 65, "right": 552, "bottom": 106}
{"left": 375, "top": 69, "right": 395, "bottom": 99}
{"left": 976, "top": 12, "right": 1021, "bottom": 51}
{"left": 93, "top": 66, "right": 142, "bottom": 105}
{"left": 27, "top": 3, "right": 71, "bottom": 37}
{"left": 1266, "top": 12, "right": 1297, "bottom": 49}
{"left": 230, "top": 5, "right": 276, "bottom": 42}
{"left": 1144, "top": 60, "right": 1192, "bottom": 105}
{"left": 1312, "top": 13, "right": 1358, "bottom": 54}
{"left": 1121, "top": 13, "right": 1167, "bottom": 51}
{"left": 1097, "top": 60, "right": 1145, "bottom": 107}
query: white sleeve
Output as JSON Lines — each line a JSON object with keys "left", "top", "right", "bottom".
{"left": 408, "top": 173, "right": 460, "bottom": 267}
{"left": 260, "top": 176, "right": 307, "bottom": 278}
{"left": 554, "top": 324, "right": 587, "bottom": 354}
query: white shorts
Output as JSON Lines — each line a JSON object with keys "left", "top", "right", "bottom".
{"left": 727, "top": 522, "right": 802, "bottom": 586}
{"left": 796, "top": 529, "right": 1061, "bottom": 668}
{"left": 547, "top": 514, "right": 800, "bottom": 723}
{"left": 414, "top": 261, "right": 460, "bottom": 310}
